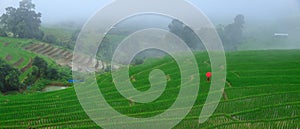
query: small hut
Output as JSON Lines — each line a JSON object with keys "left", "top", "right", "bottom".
{"left": 273, "top": 33, "right": 289, "bottom": 38}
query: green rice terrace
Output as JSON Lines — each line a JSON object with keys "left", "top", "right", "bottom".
{"left": 0, "top": 48, "right": 299, "bottom": 128}
{"left": 23, "top": 43, "right": 107, "bottom": 72}
{"left": 0, "top": 36, "right": 106, "bottom": 74}
{"left": 0, "top": 37, "right": 56, "bottom": 83}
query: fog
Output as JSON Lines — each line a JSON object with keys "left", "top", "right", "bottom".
{"left": 1, "top": 0, "right": 300, "bottom": 49}
{"left": 1, "top": 0, "right": 299, "bottom": 24}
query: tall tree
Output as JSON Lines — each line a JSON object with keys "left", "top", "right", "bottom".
{"left": 168, "top": 19, "right": 205, "bottom": 50}
{"left": 0, "top": 0, "right": 43, "bottom": 39}
{"left": 32, "top": 56, "right": 48, "bottom": 77}
{"left": 223, "top": 14, "right": 245, "bottom": 51}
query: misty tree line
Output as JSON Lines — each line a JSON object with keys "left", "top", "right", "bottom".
{"left": 169, "top": 14, "right": 245, "bottom": 51}
{"left": 96, "top": 15, "right": 245, "bottom": 65}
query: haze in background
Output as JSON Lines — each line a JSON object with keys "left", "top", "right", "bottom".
{"left": 1, "top": 0, "right": 300, "bottom": 49}
{"left": 1, "top": 0, "right": 299, "bottom": 24}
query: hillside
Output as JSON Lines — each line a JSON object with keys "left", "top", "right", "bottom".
{"left": 0, "top": 37, "right": 72, "bottom": 93}
{"left": 0, "top": 50, "right": 300, "bottom": 128}
{"left": 0, "top": 37, "right": 57, "bottom": 82}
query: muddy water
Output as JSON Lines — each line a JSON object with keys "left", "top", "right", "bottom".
{"left": 42, "top": 86, "right": 68, "bottom": 92}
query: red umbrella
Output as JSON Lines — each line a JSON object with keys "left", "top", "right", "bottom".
{"left": 206, "top": 72, "right": 212, "bottom": 78}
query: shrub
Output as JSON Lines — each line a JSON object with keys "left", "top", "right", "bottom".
{"left": 43, "top": 34, "right": 57, "bottom": 44}
{"left": 132, "top": 58, "right": 144, "bottom": 66}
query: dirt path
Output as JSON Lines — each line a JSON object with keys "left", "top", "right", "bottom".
{"left": 36, "top": 45, "right": 51, "bottom": 53}
{"left": 190, "top": 74, "right": 195, "bottom": 81}
{"left": 21, "top": 58, "right": 33, "bottom": 72}
{"left": 47, "top": 82, "right": 71, "bottom": 86}
{"left": 24, "top": 44, "right": 39, "bottom": 50}
{"left": 48, "top": 49, "right": 60, "bottom": 57}
{"left": 225, "top": 80, "right": 233, "bottom": 88}
{"left": 5, "top": 55, "right": 12, "bottom": 61}
{"left": 223, "top": 89, "right": 229, "bottom": 100}
{"left": 42, "top": 47, "right": 55, "bottom": 55}
{"left": 13, "top": 58, "right": 24, "bottom": 67}
{"left": 31, "top": 44, "right": 46, "bottom": 52}
{"left": 204, "top": 60, "right": 210, "bottom": 66}
{"left": 231, "top": 71, "right": 241, "bottom": 78}
{"left": 3, "top": 42, "right": 9, "bottom": 47}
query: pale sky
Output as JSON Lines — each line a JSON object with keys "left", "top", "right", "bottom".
{"left": 0, "top": 0, "right": 300, "bottom": 24}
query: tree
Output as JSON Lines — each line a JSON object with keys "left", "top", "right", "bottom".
{"left": 223, "top": 14, "right": 245, "bottom": 51}
{"left": 71, "top": 29, "right": 80, "bottom": 42}
{"left": 45, "top": 68, "right": 59, "bottom": 80}
{"left": 23, "top": 66, "right": 38, "bottom": 86}
{"left": 32, "top": 56, "right": 48, "bottom": 77}
{"left": 0, "top": 0, "right": 43, "bottom": 39}
{"left": 168, "top": 19, "right": 205, "bottom": 50}
{"left": 43, "top": 34, "right": 57, "bottom": 44}
{"left": 0, "top": 59, "right": 22, "bottom": 92}
{"left": 0, "top": 28, "right": 7, "bottom": 36}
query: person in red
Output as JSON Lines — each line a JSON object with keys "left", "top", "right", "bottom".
{"left": 206, "top": 72, "right": 212, "bottom": 82}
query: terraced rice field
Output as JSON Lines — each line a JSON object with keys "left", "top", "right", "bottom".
{"left": 24, "top": 43, "right": 107, "bottom": 72}
{"left": 0, "top": 39, "right": 37, "bottom": 81}
{"left": 0, "top": 37, "right": 66, "bottom": 82}
{"left": 0, "top": 50, "right": 299, "bottom": 128}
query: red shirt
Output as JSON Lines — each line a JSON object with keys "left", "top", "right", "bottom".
{"left": 206, "top": 72, "right": 212, "bottom": 78}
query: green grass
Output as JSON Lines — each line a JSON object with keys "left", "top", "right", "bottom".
{"left": 0, "top": 49, "right": 299, "bottom": 128}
